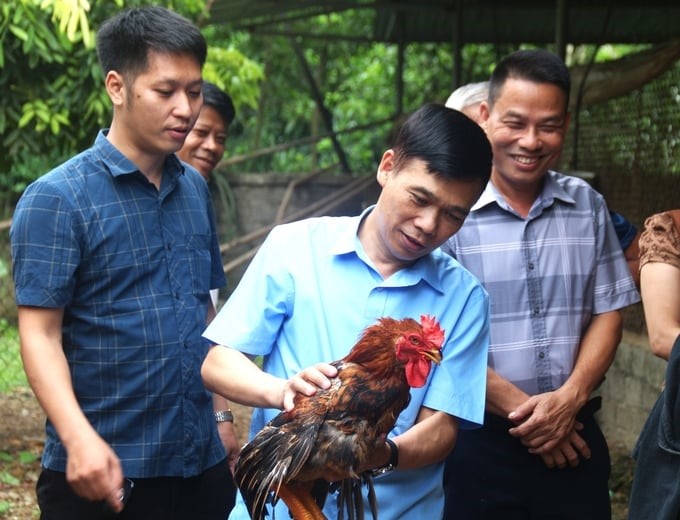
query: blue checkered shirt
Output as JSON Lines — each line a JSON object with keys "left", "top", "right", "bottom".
{"left": 443, "top": 171, "right": 640, "bottom": 395}
{"left": 11, "top": 131, "right": 226, "bottom": 477}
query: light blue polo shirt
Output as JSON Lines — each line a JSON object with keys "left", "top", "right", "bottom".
{"left": 204, "top": 208, "right": 489, "bottom": 519}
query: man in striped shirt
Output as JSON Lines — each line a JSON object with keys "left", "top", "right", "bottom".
{"left": 443, "top": 49, "right": 639, "bottom": 519}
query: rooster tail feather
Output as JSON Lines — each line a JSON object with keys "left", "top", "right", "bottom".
{"left": 362, "top": 473, "right": 378, "bottom": 520}
{"left": 236, "top": 455, "right": 289, "bottom": 519}
{"left": 310, "top": 479, "right": 331, "bottom": 513}
{"left": 335, "top": 477, "right": 371, "bottom": 520}
{"left": 234, "top": 429, "right": 281, "bottom": 519}
{"left": 252, "top": 481, "right": 271, "bottom": 520}
{"left": 336, "top": 480, "right": 349, "bottom": 520}
{"left": 235, "top": 420, "right": 323, "bottom": 519}
{"left": 352, "top": 479, "right": 364, "bottom": 520}
{"left": 238, "top": 462, "right": 278, "bottom": 519}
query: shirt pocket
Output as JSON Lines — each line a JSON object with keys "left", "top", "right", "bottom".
{"left": 184, "top": 233, "right": 212, "bottom": 295}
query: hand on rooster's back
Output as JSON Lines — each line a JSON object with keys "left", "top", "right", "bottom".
{"left": 234, "top": 315, "right": 445, "bottom": 520}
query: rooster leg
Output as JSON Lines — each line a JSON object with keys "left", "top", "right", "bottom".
{"left": 277, "top": 483, "right": 327, "bottom": 520}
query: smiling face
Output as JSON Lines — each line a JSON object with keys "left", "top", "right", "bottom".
{"left": 176, "top": 105, "right": 228, "bottom": 180}
{"left": 481, "top": 77, "right": 570, "bottom": 198}
{"left": 362, "top": 150, "right": 483, "bottom": 278}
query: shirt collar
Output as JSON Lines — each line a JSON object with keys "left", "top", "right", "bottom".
{"left": 471, "top": 170, "right": 576, "bottom": 214}
{"left": 93, "top": 130, "right": 184, "bottom": 180}
{"left": 328, "top": 205, "right": 444, "bottom": 293}
{"left": 542, "top": 170, "right": 576, "bottom": 205}
{"left": 328, "top": 205, "right": 372, "bottom": 256}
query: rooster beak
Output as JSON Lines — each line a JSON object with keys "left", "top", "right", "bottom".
{"left": 422, "top": 348, "right": 443, "bottom": 365}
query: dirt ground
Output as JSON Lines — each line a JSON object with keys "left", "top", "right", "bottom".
{"left": 0, "top": 389, "right": 253, "bottom": 520}
{"left": 0, "top": 388, "right": 44, "bottom": 520}
{"left": 0, "top": 388, "right": 634, "bottom": 519}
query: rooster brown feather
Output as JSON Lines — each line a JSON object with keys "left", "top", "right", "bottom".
{"left": 234, "top": 315, "right": 444, "bottom": 520}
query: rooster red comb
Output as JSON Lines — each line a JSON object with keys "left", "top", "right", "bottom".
{"left": 420, "top": 315, "right": 445, "bottom": 348}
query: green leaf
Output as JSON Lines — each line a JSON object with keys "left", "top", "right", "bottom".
{"left": 18, "top": 451, "right": 39, "bottom": 464}
{"left": 0, "top": 471, "right": 20, "bottom": 486}
{"left": 8, "top": 24, "right": 29, "bottom": 41}
{"left": 17, "top": 110, "right": 34, "bottom": 129}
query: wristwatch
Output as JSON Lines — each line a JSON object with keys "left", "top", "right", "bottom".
{"left": 214, "top": 409, "right": 234, "bottom": 423}
{"left": 371, "top": 438, "right": 399, "bottom": 477}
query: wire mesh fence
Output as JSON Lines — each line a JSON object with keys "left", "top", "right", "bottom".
{"left": 561, "top": 62, "right": 680, "bottom": 334}
{"left": 0, "top": 219, "right": 26, "bottom": 392}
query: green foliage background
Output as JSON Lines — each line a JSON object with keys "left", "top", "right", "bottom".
{"left": 0, "top": 0, "right": 262, "bottom": 216}
{"left": 1, "top": 1, "right": 673, "bottom": 217}
{"left": 0, "top": 1, "right": 504, "bottom": 207}
{"left": 0, "top": 319, "right": 24, "bottom": 392}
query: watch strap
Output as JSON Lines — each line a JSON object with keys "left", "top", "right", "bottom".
{"left": 214, "top": 409, "right": 234, "bottom": 423}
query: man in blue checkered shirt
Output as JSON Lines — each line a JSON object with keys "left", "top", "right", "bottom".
{"left": 10, "top": 6, "right": 235, "bottom": 519}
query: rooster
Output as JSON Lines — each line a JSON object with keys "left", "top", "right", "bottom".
{"left": 234, "top": 315, "right": 445, "bottom": 520}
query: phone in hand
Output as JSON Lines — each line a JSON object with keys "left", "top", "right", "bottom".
{"left": 102, "top": 478, "right": 134, "bottom": 517}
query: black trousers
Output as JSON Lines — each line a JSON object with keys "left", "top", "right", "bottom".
{"left": 37, "top": 458, "right": 236, "bottom": 520}
{"left": 443, "top": 412, "right": 611, "bottom": 520}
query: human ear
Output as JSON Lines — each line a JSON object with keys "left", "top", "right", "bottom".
{"left": 479, "top": 102, "right": 490, "bottom": 125}
{"left": 104, "top": 71, "right": 126, "bottom": 107}
{"left": 376, "top": 149, "right": 396, "bottom": 187}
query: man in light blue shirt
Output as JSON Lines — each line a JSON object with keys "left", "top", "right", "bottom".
{"left": 201, "top": 103, "right": 493, "bottom": 519}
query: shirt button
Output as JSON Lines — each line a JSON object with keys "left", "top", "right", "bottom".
{"left": 528, "top": 262, "right": 534, "bottom": 270}
{"left": 539, "top": 352, "right": 545, "bottom": 359}
{"left": 533, "top": 307, "right": 540, "bottom": 315}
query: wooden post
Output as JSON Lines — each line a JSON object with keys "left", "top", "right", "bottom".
{"left": 290, "top": 37, "right": 352, "bottom": 173}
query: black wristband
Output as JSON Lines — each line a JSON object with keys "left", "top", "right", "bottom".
{"left": 385, "top": 438, "right": 399, "bottom": 468}
{"left": 372, "top": 438, "right": 399, "bottom": 476}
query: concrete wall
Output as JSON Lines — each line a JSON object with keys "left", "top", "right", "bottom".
{"left": 215, "top": 172, "right": 379, "bottom": 238}
{"left": 598, "top": 331, "right": 666, "bottom": 451}
{"left": 212, "top": 172, "right": 379, "bottom": 299}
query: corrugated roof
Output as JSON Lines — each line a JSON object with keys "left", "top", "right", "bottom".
{"left": 207, "top": 0, "right": 680, "bottom": 45}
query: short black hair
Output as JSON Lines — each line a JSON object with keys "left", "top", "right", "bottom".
{"left": 202, "top": 82, "right": 236, "bottom": 127}
{"left": 96, "top": 6, "right": 206, "bottom": 79}
{"left": 392, "top": 103, "right": 492, "bottom": 186}
{"left": 488, "top": 49, "right": 570, "bottom": 110}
